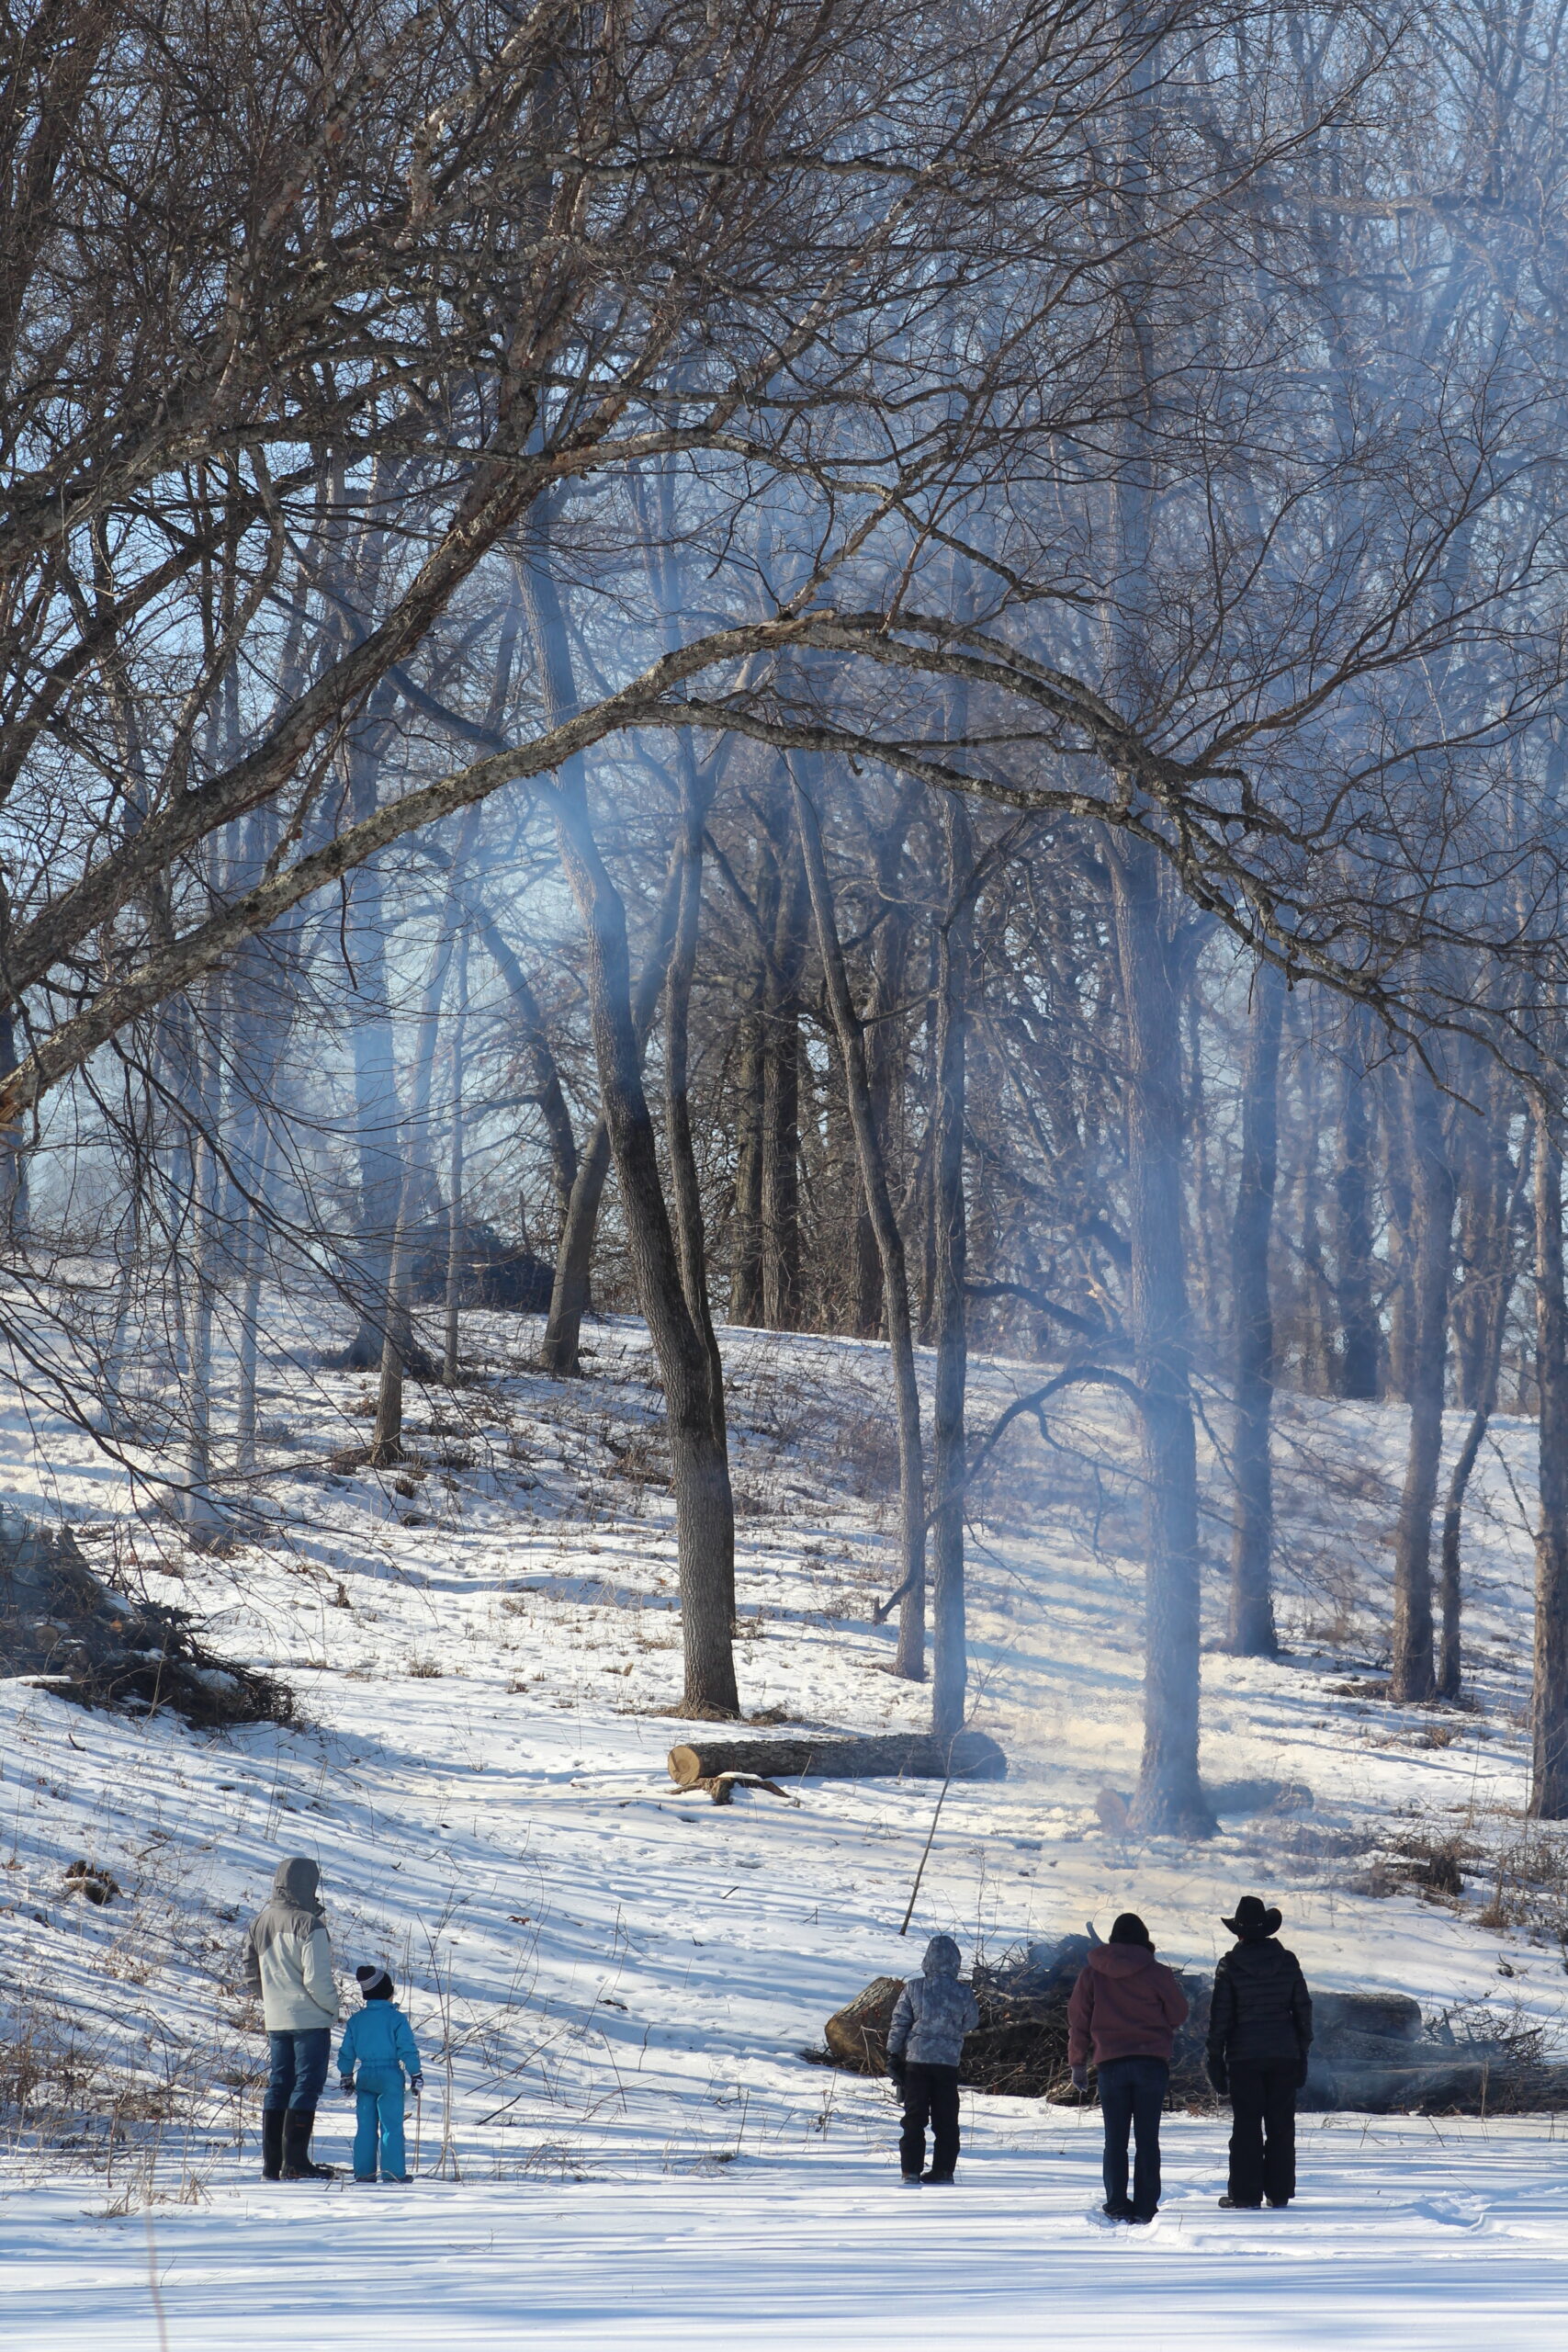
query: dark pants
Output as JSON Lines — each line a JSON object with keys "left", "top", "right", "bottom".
{"left": 899, "top": 2063, "right": 961, "bottom": 2179}
{"left": 1228, "top": 2062, "right": 1298, "bottom": 2205}
{"left": 265, "top": 2027, "right": 332, "bottom": 2114}
{"left": 1097, "top": 2055, "right": 1168, "bottom": 2217}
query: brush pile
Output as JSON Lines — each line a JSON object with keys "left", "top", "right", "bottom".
{"left": 821, "top": 1933, "right": 1568, "bottom": 2113}
{"left": 0, "top": 1508, "right": 290, "bottom": 1728}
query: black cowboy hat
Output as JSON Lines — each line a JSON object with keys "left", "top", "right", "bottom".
{"left": 1222, "top": 1894, "right": 1282, "bottom": 1938}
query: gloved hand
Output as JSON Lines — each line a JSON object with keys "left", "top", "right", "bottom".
{"left": 1069, "top": 2064, "right": 1089, "bottom": 2093}
{"left": 411, "top": 2075, "right": 424, "bottom": 2096}
{"left": 1204, "top": 2055, "right": 1229, "bottom": 2098}
{"left": 1295, "top": 2054, "right": 1311, "bottom": 2091}
{"left": 340, "top": 2077, "right": 356, "bottom": 2098}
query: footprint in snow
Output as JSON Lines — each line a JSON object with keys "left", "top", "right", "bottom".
{"left": 1410, "top": 2198, "right": 1486, "bottom": 2231}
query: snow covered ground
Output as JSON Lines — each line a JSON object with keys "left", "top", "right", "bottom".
{"left": 3, "top": 1296, "right": 1567, "bottom": 2344}
{"left": 11, "top": 2121, "right": 1568, "bottom": 2350}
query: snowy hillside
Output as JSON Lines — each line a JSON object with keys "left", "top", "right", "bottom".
{"left": 4, "top": 1299, "right": 1568, "bottom": 2346}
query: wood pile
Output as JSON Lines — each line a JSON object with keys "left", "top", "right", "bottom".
{"left": 0, "top": 1509, "right": 291, "bottom": 1728}
{"left": 820, "top": 1935, "right": 1568, "bottom": 2114}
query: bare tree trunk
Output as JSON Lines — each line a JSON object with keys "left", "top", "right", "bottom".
{"left": 729, "top": 945, "right": 768, "bottom": 1326}
{"left": 444, "top": 934, "right": 468, "bottom": 1386}
{"left": 343, "top": 728, "right": 405, "bottom": 1370}
{"left": 664, "top": 744, "right": 726, "bottom": 1447}
{"left": 1438, "top": 1078, "right": 1525, "bottom": 1698}
{"left": 761, "top": 816, "right": 807, "bottom": 1330}
{"left": 931, "top": 797, "right": 975, "bottom": 1741}
{"left": 1390, "top": 1056, "right": 1455, "bottom": 1703}
{"left": 233, "top": 1124, "right": 274, "bottom": 1475}
{"left": 1298, "top": 1055, "right": 1336, "bottom": 1396}
{"left": 0, "top": 1006, "right": 28, "bottom": 1241}
{"left": 538, "top": 848, "right": 684, "bottom": 1376}
{"left": 795, "top": 768, "right": 927, "bottom": 1682}
{"left": 1334, "top": 1004, "right": 1381, "bottom": 1399}
{"left": 1228, "top": 958, "right": 1283, "bottom": 1657}
{"left": 852, "top": 790, "right": 917, "bottom": 1338}
{"left": 1531, "top": 1092, "right": 1568, "bottom": 1815}
{"left": 1382, "top": 1060, "right": 1416, "bottom": 1403}
{"left": 1109, "top": 839, "right": 1214, "bottom": 1838}
{"left": 184, "top": 1125, "right": 227, "bottom": 1548}
{"left": 370, "top": 1181, "right": 412, "bottom": 1470}
{"left": 542, "top": 1124, "right": 614, "bottom": 1374}
{"left": 551, "top": 766, "right": 739, "bottom": 1717}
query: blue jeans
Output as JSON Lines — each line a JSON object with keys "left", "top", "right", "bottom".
{"left": 265, "top": 2027, "right": 332, "bottom": 2114}
{"left": 352, "top": 2067, "right": 408, "bottom": 2179}
{"left": 1097, "top": 2055, "right": 1168, "bottom": 2217}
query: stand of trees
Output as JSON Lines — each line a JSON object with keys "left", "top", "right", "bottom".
{"left": 8, "top": 0, "right": 1568, "bottom": 1818}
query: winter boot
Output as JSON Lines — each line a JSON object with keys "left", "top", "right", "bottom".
{"left": 261, "top": 2109, "right": 285, "bottom": 2182}
{"left": 280, "top": 2109, "right": 335, "bottom": 2180}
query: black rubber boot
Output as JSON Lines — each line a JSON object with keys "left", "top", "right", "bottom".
{"left": 261, "top": 2109, "right": 286, "bottom": 2181}
{"left": 280, "top": 2109, "right": 335, "bottom": 2180}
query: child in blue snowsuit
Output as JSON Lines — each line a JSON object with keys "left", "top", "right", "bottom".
{"left": 338, "top": 1964, "right": 423, "bottom": 2182}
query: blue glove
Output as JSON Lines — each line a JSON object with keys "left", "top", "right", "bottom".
{"left": 1070, "top": 2063, "right": 1089, "bottom": 2092}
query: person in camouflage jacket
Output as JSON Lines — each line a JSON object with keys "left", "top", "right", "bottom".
{"left": 886, "top": 1934, "right": 979, "bottom": 2185}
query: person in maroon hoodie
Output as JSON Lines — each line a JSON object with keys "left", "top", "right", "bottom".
{"left": 1066, "top": 1913, "right": 1190, "bottom": 2222}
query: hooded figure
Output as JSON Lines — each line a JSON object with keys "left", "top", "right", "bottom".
{"left": 885, "top": 1934, "right": 979, "bottom": 2186}
{"left": 241, "top": 1857, "right": 340, "bottom": 2183}
{"left": 1066, "top": 1914, "right": 1190, "bottom": 2224}
{"left": 1206, "top": 1895, "right": 1312, "bottom": 2211}
{"left": 886, "top": 1937, "right": 979, "bottom": 2070}
{"left": 243, "top": 1857, "right": 337, "bottom": 2030}
{"left": 1066, "top": 1915, "right": 1190, "bottom": 2070}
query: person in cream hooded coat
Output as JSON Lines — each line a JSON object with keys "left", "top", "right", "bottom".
{"left": 242, "top": 1855, "right": 341, "bottom": 2181}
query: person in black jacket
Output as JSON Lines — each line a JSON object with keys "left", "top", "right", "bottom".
{"left": 1205, "top": 1896, "right": 1313, "bottom": 2211}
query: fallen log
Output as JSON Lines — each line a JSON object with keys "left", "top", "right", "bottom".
{"left": 667, "top": 1729, "right": 1007, "bottom": 1788}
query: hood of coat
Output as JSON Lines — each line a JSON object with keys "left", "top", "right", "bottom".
{"left": 922, "top": 1934, "right": 962, "bottom": 1980}
{"left": 271, "top": 1856, "right": 325, "bottom": 1918}
{"left": 1089, "top": 1940, "right": 1158, "bottom": 1981}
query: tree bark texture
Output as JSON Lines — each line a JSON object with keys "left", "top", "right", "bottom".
{"left": 538, "top": 849, "right": 685, "bottom": 1377}
{"left": 1531, "top": 1096, "right": 1568, "bottom": 1816}
{"left": 663, "top": 741, "right": 726, "bottom": 1449}
{"left": 761, "top": 801, "right": 808, "bottom": 1331}
{"left": 343, "top": 784, "right": 403, "bottom": 1369}
{"left": 1108, "top": 837, "right": 1214, "bottom": 1837}
{"left": 795, "top": 769, "right": 927, "bottom": 1683}
{"left": 1382, "top": 1061, "right": 1417, "bottom": 1404}
{"left": 930, "top": 796, "right": 975, "bottom": 1741}
{"left": 1228, "top": 959, "right": 1283, "bottom": 1657}
{"left": 852, "top": 790, "right": 917, "bottom": 1338}
{"left": 1334, "top": 1006, "right": 1381, "bottom": 1400}
{"left": 1389, "top": 1057, "right": 1455, "bottom": 1704}
{"left": 728, "top": 927, "right": 769, "bottom": 1327}
{"left": 1438, "top": 1079, "right": 1524, "bottom": 1699}
{"left": 668, "top": 1730, "right": 1007, "bottom": 1787}
{"left": 551, "top": 774, "right": 739, "bottom": 1718}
